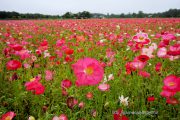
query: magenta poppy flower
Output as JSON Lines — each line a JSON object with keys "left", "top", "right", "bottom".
{"left": 72, "top": 58, "right": 104, "bottom": 86}
{"left": 0, "top": 111, "right": 16, "bottom": 120}
{"left": 25, "top": 80, "right": 45, "bottom": 95}
{"left": 162, "top": 33, "right": 176, "bottom": 40}
{"left": 155, "top": 62, "right": 162, "bottom": 72}
{"left": 163, "top": 75, "right": 180, "bottom": 92}
{"left": 15, "top": 50, "right": 30, "bottom": 60}
{"left": 160, "top": 86, "right": 176, "bottom": 98}
{"left": 6, "top": 60, "right": 22, "bottom": 70}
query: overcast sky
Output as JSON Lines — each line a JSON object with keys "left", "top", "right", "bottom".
{"left": 0, "top": 0, "right": 180, "bottom": 15}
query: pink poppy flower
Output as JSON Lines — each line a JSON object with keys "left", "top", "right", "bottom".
{"left": 162, "top": 33, "right": 176, "bottom": 40}
{"left": 59, "top": 114, "right": 68, "bottom": 120}
{"left": 61, "top": 79, "right": 72, "bottom": 89}
{"left": 98, "top": 84, "right": 110, "bottom": 91}
{"left": 25, "top": 80, "right": 45, "bottom": 95}
{"left": 86, "top": 92, "right": 93, "bottom": 100}
{"left": 132, "top": 32, "right": 151, "bottom": 45}
{"left": 166, "top": 98, "right": 179, "bottom": 105}
{"left": 72, "top": 58, "right": 104, "bottom": 86}
{"left": 167, "top": 44, "right": 180, "bottom": 56}
{"left": 66, "top": 97, "right": 78, "bottom": 109}
{"left": 15, "top": 50, "right": 30, "bottom": 60}
{"left": 6, "top": 60, "right": 22, "bottom": 70}
{"left": 129, "top": 61, "right": 146, "bottom": 70}
{"left": 0, "top": 111, "right": 16, "bottom": 120}
{"left": 106, "top": 48, "right": 115, "bottom": 59}
{"left": 45, "top": 70, "right": 53, "bottom": 81}
{"left": 163, "top": 75, "right": 180, "bottom": 92}
{"left": 160, "top": 89, "right": 176, "bottom": 98}
{"left": 157, "top": 47, "right": 167, "bottom": 58}
{"left": 78, "top": 101, "right": 85, "bottom": 109}
{"left": 52, "top": 114, "right": 68, "bottom": 120}
{"left": 138, "top": 71, "right": 150, "bottom": 78}
{"left": 56, "top": 39, "right": 65, "bottom": 47}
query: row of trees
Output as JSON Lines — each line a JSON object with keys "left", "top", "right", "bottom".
{"left": 0, "top": 9, "right": 180, "bottom": 19}
{"left": 106, "top": 9, "right": 180, "bottom": 18}
{"left": 0, "top": 11, "right": 60, "bottom": 19}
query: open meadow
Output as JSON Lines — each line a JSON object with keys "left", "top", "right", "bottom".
{"left": 0, "top": 18, "right": 180, "bottom": 120}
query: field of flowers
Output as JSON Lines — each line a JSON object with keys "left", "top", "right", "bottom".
{"left": 0, "top": 18, "right": 180, "bottom": 120}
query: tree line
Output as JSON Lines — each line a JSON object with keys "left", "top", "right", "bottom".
{"left": 0, "top": 9, "right": 180, "bottom": 19}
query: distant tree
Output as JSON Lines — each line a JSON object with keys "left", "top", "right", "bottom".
{"left": 62, "top": 12, "right": 74, "bottom": 19}
{"left": 137, "top": 11, "right": 144, "bottom": 18}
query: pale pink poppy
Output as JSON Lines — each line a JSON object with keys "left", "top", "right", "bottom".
{"left": 45, "top": 70, "right": 53, "bottom": 81}
{"left": 59, "top": 114, "right": 68, "bottom": 120}
{"left": 157, "top": 47, "right": 167, "bottom": 58}
{"left": 132, "top": 32, "right": 151, "bottom": 45}
{"left": 141, "top": 47, "right": 154, "bottom": 58}
{"left": 98, "top": 84, "right": 110, "bottom": 91}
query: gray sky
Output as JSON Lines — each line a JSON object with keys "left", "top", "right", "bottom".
{"left": 0, "top": 0, "right": 180, "bottom": 15}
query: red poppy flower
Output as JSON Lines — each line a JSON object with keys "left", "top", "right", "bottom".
{"left": 113, "top": 109, "right": 129, "bottom": 120}
{"left": 12, "top": 44, "right": 23, "bottom": 51}
{"left": 61, "top": 79, "right": 72, "bottom": 89}
{"left": 155, "top": 62, "right": 162, "bottom": 72}
{"left": 0, "top": 111, "right": 16, "bottom": 120}
{"left": 137, "top": 55, "right": 149, "bottom": 62}
{"left": 147, "top": 96, "right": 155, "bottom": 102}
{"left": 65, "top": 48, "right": 74, "bottom": 55}
{"left": 6, "top": 60, "right": 22, "bottom": 70}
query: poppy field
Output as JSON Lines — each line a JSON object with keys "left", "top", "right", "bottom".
{"left": 0, "top": 18, "right": 180, "bottom": 120}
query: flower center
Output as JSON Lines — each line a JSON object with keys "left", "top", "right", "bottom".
{"left": 168, "top": 82, "right": 175, "bottom": 86}
{"left": 139, "top": 36, "right": 144, "bottom": 41}
{"left": 5, "top": 116, "right": 11, "bottom": 120}
{"left": 85, "top": 67, "right": 94, "bottom": 75}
